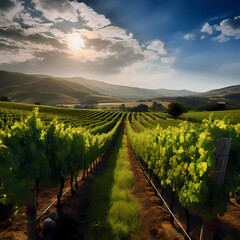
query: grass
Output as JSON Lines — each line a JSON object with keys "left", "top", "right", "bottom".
{"left": 180, "top": 109, "right": 240, "bottom": 124}
{"left": 85, "top": 128, "right": 141, "bottom": 240}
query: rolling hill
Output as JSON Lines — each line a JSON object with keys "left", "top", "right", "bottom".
{"left": 67, "top": 77, "right": 198, "bottom": 99}
{"left": 0, "top": 71, "right": 125, "bottom": 105}
{"left": 0, "top": 70, "right": 239, "bottom": 106}
{"left": 199, "top": 85, "right": 240, "bottom": 105}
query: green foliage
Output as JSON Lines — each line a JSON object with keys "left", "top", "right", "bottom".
{"left": 167, "top": 102, "right": 187, "bottom": 119}
{"left": 0, "top": 96, "right": 11, "bottom": 102}
{"left": 127, "top": 117, "right": 240, "bottom": 220}
{"left": 150, "top": 101, "right": 164, "bottom": 111}
{"left": 181, "top": 110, "right": 240, "bottom": 124}
{"left": 0, "top": 108, "right": 124, "bottom": 206}
{"left": 129, "top": 104, "right": 148, "bottom": 112}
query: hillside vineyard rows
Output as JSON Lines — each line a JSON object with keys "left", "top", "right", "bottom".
{"left": 0, "top": 101, "right": 240, "bottom": 240}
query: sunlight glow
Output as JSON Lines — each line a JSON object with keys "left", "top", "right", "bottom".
{"left": 69, "top": 33, "right": 84, "bottom": 50}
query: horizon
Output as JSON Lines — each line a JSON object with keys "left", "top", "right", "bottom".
{"left": 3, "top": 69, "right": 240, "bottom": 94}
{"left": 0, "top": 0, "right": 240, "bottom": 92}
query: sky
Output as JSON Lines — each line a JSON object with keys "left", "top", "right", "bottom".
{"left": 0, "top": 0, "right": 240, "bottom": 92}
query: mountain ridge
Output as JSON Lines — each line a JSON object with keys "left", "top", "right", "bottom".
{"left": 0, "top": 70, "right": 239, "bottom": 105}
{"left": 66, "top": 77, "right": 199, "bottom": 99}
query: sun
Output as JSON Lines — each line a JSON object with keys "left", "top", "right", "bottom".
{"left": 69, "top": 33, "right": 84, "bottom": 50}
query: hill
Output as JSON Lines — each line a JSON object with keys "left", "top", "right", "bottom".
{"left": 199, "top": 85, "right": 240, "bottom": 105}
{"left": 0, "top": 70, "right": 239, "bottom": 106}
{"left": 0, "top": 71, "right": 125, "bottom": 105}
{"left": 67, "top": 77, "right": 198, "bottom": 99}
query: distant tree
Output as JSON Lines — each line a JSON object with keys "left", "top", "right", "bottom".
{"left": 131, "top": 104, "right": 148, "bottom": 112}
{"left": 0, "top": 96, "right": 10, "bottom": 102}
{"left": 74, "top": 104, "right": 82, "bottom": 109}
{"left": 197, "top": 103, "right": 226, "bottom": 111}
{"left": 217, "top": 102, "right": 226, "bottom": 110}
{"left": 167, "top": 102, "right": 187, "bottom": 119}
{"left": 151, "top": 101, "right": 164, "bottom": 111}
{"left": 119, "top": 104, "right": 125, "bottom": 109}
{"left": 83, "top": 104, "right": 97, "bottom": 109}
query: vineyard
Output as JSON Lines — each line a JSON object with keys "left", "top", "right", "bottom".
{"left": 0, "top": 101, "right": 240, "bottom": 240}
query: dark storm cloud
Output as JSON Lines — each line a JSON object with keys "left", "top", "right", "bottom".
{"left": 0, "top": 0, "right": 15, "bottom": 11}
{"left": 0, "top": 27, "right": 66, "bottom": 48}
{"left": 0, "top": 46, "right": 144, "bottom": 75}
{"left": 0, "top": 42, "right": 20, "bottom": 52}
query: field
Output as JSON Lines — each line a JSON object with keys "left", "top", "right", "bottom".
{"left": 0, "top": 101, "right": 240, "bottom": 240}
{"left": 180, "top": 110, "right": 240, "bottom": 124}
{"left": 98, "top": 100, "right": 170, "bottom": 109}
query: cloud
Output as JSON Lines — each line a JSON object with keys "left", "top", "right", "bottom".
{"left": 213, "top": 16, "right": 240, "bottom": 42}
{"left": 183, "top": 33, "right": 195, "bottom": 40}
{"left": 71, "top": 1, "right": 111, "bottom": 29}
{"left": 0, "top": 48, "right": 144, "bottom": 76}
{"left": 200, "top": 35, "right": 205, "bottom": 40}
{"left": 146, "top": 40, "right": 167, "bottom": 55}
{"left": 0, "top": 27, "right": 66, "bottom": 49}
{"left": 0, "top": 41, "right": 20, "bottom": 52}
{"left": 32, "top": 0, "right": 79, "bottom": 22}
{"left": 212, "top": 34, "right": 230, "bottom": 42}
{"left": 0, "top": 0, "right": 15, "bottom": 11}
{"left": 201, "top": 16, "right": 240, "bottom": 42}
{"left": 0, "top": 0, "right": 174, "bottom": 82}
{"left": 161, "top": 56, "right": 175, "bottom": 64}
{"left": 201, "top": 23, "right": 213, "bottom": 34}
{"left": 0, "top": 0, "right": 24, "bottom": 28}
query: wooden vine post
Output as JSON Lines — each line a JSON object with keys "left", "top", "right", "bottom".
{"left": 200, "top": 137, "right": 231, "bottom": 240}
{"left": 27, "top": 184, "right": 37, "bottom": 240}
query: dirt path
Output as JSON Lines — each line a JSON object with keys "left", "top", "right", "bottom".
{"left": 126, "top": 137, "right": 185, "bottom": 240}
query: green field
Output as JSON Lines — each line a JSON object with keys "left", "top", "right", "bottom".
{"left": 180, "top": 110, "right": 240, "bottom": 124}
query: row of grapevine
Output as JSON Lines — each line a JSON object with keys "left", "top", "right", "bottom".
{"left": 0, "top": 108, "right": 124, "bottom": 239}
{"left": 131, "top": 112, "right": 181, "bottom": 132}
{"left": 0, "top": 102, "right": 122, "bottom": 129}
{"left": 127, "top": 116, "right": 240, "bottom": 221}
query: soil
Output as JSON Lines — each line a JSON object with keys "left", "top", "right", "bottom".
{"left": 145, "top": 114, "right": 155, "bottom": 121}
{"left": 127, "top": 136, "right": 185, "bottom": 240}
{"left": 129, "top": 114, "right": 139, "bottom": 133}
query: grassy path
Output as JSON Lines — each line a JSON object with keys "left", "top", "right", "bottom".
{"left": 84, "top": 127, "right": 141, "bottom": 240}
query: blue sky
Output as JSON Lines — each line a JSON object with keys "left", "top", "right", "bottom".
{"left": 0, "top": 0, "right": 239, "bottom": 91}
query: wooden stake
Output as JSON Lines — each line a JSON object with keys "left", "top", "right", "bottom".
{"left": 70, "top": 174, "right": 75, "bottom": 194}
{"left": 57, "top": 177, "right": 65, "bottom": 210}
{"left": 27, "top": 185, "right": 37, "bottom": 240}
{"left": 200, "top": 137, "right": 231, "bottom": 240}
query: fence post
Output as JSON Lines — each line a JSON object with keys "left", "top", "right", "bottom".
{"left": 27, "top": 185, "right": 37, "bottom": 240}
{"left": 200, "top": 137, "right": 231, "bottom": 240}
